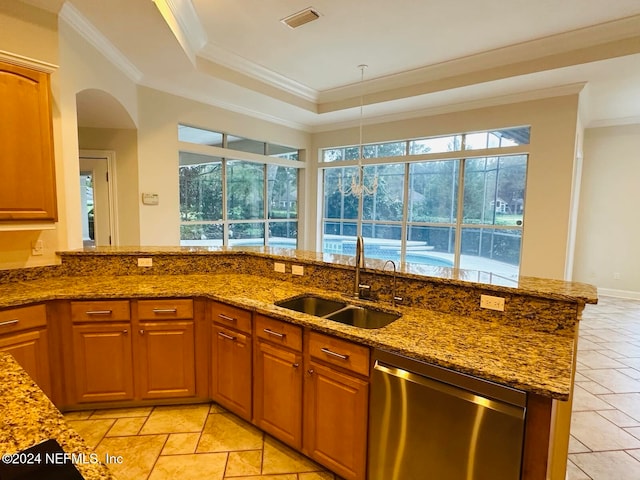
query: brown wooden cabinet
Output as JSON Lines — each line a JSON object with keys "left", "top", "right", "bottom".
{"left": 303, "top": 331, "right": 370, "bottom": 480}
{"left": 253, "top": 315, "right": 303, "bottom": 449}
{"left": 211, "top": 301, "right": 252, "bottom": 420}
{"left": 70, "top": 300, "right": 134, "bottom": 403}
{"left": 72, "top": 323, "right": 135, "bottom": 403}
{"left": 64, "top": 298, "right": 205, "bottom": 406}
{"left": 0, "top": 304, "right": 51, "bottom": 397}
{"left": 136, "top": 299, "right": 196, "bottom": 399}
{"left": 0, "top": 61, "right": 57, "bottom": 222}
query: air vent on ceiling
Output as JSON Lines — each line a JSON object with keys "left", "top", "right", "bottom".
{"left": 281, "top": 7, "right": 320, "bottom": 29}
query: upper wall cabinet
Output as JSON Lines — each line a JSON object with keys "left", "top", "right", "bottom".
{"left": 0, "top": 60, "right": 57, "bottom": 222}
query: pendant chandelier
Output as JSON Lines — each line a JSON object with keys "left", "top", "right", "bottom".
{"left": 337, "top": 64, "right": 379, "bottom": 198}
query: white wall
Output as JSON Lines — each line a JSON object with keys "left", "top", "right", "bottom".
{"left": 573, "top": 124, "right": 640, "bottom": 297}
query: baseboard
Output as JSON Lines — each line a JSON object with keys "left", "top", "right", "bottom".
{"left": 597, "top": 288, "right": 640, "bottom": 300}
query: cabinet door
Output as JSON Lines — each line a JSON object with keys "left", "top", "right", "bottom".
{"left": 254, "top": 340, "right": 302, "bottom": 449}
{"left": 0, "top": 329, "right": 51, "bottom": 397}
{"left": 212, "top": 324, "right": 252, "bottom": 420}
{"left": 0, "top": 62, "right": 56, "bottom": 221}
{"left": 72, "top": 323, "right": 134, "bottom": 403}
{"left": 304, "top": 361, "right": 369, "bottom": 480}
{"left": 137, "top": 321, "right": 196, "bottom": 399}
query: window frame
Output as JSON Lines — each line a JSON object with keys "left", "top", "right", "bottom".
{"left": 319, "top": 128, "right": 530, "bottom": 276}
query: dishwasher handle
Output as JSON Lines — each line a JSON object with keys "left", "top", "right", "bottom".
{"left": 374, "top": 360, "right": 525, "bottom": 420}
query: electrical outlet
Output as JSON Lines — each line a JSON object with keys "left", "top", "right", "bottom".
{"left": 480, "top": 294, "right": 505, "bottom": 312}
{"left": 291, "top": 265, "right": 304, "bottom": 276}
{"left": 31, "top": 240, "right": 44, "bottom": 256}
{"left": 137, "top": 257, "right": 153, "bottom": 267}
{"left": 274, "top": 262, "right": 286, "bottom": 273}
{"left": 613, "top": 272, "right": 621, "bottom": 280}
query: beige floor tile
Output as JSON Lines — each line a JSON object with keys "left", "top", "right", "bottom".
{"left": 210, "top": 402, "right": 227, "bottom": 414}
{"left": 106, "top": 416, "right": 147, "bottom": 437}
{"left": 197, "top": 413, "right": 263, "bottom": 453}
{"left": 569, "top": 451, "right": 640, "bottom": 480}
{"left": 598, "top": 409, "right": 640, "bottom": 428}
{"left": 63, "top": 410, "right": 94, "bottom": 420}
{"left": 565, "top": 460, "right": 591, "bottom": 480}
{"left": 571, "top": 411, "right": 640, "bottom": 451}
{"left": 568, "top": 435, "right": 590, "bottom": 454}
{"left": 598, "top": 393, "right": 640, "bottom": 422}
{"left": 161, "top": 432, "right": 201, "bottom": 455}
{"left": 577, "top": 350, "right": 628, "bottom": 369}
{"left": 580, "top": 368, "right": 640, "bottom": 393}
{"left": 299, "top": 472, "right": 336, "bottom": 479}
{"left": 67, "top": 419, "right": 115, "bottom": 449}
{"left": 148, "top": 452, "right": 227, "bottom": 480}
{"left": 225, "top": 450, "right": 263, "bottom": 477}
{"left": 96, "top": 434, "right": 167, "bottom": 479}
{"left": 571, "top": 384, "right": 615, "bottom": 411}
{"left": 140, "top": 404, "right": 210, "bottom": 434}
{"left": 262, "top": 436, "right": 324, "bottom": 475}
{"left": 229, "top": 476, "right": 297, "bottom": 480}
{"left": 91, "top": 406, "right": 154, "bottom": 419}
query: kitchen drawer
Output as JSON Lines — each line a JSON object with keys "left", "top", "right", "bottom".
{"left": 255, "top": 314, "right": 302, "bottom": 352}
{"left": 71, "top": 300, "right": 131, "bottom": 323}
{"left": 138, "top": 299, "right": 193, "bottom": 320}
{"left": 0, "top": 304, "right": 46, "bottom": 334}
{"left": 212, "top": 301, "right": 252, "bottom": 334}
{"left": 308, "top": 331, "right": 370, "bottom": 377}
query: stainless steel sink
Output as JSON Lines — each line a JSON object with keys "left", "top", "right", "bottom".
{"left": 325, "top": 305, "right": 400, "bottom": 329}
{"left": 275, "top": 294, "right": 401, "bottom": 329}
{"left": 275, "top": 295, "right": 347, "bottom": 317}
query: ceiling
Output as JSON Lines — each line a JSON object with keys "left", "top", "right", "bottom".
{"left": 37, "top": 0, "right": 640, "bottom": 131}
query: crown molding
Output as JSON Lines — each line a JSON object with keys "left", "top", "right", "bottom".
{"left": 151, "top": 0, "right": 207, "bottom": 65}
{"left": 311, "top": 83, "right": 587, "bottom": 133}
{"left": 587, "top": 115, "right": 640, "bottom": 128}
{"left": 0, "top": 50, "right": 58, "bottom": 73}
{"left": 140, "top": 78, "right": 310, "bottom": 132}
{"left": 198, "top": 42, "right": 318, "bottom": 102}
{"left": 59, "top": 2, "right": 143, "bottom": 83}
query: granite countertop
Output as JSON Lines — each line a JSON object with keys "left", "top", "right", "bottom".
{"left": 0, "top": 352, "right": 114, "bottom": 480}
{"left": 0, "top": 273, "right": 577, "bottom": 399}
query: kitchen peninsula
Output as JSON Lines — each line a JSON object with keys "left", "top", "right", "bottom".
{"left": 0, "top": 247, "right": 597, "bottom": 480}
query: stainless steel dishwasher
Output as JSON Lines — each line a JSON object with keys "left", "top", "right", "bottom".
{"left": 368, "top": 349, "right": 527, "bottom": 480}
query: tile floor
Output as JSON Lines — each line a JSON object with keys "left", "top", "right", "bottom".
{"left": 63, "top": 296, "right": 640, "bottom": 480}
{"left": 64, "top": 403, "right": 338, "bottom": 480}
{"left": 567, "top": 296, "right": 640, "bottom": 479}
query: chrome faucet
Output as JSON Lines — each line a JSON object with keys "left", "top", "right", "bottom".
{"left": 354, "top": 236, "right": 369, "bottom": 298}
{"left": 383, "top": 259, "right": 403, "bottom": 307}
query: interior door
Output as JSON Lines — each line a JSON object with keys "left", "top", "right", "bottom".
{"left": 79, "top": 157, "right": 112, "bottom": 246}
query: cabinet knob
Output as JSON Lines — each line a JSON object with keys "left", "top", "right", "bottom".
{"left": 292, "top": 363, "right": 299, "bottom": 368}
{"left": 123, "top": 329, "right": 128, "bottom": 335}
{"left": 307, "top": 369, "right": 314, "bottom": 375}
{"left": 139, "top": 329, "right": 145, "bottom": 335}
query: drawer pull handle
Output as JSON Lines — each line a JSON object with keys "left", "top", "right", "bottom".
{"left": 321, "top": 347, "right": 350, "bottom": 361}
{"left": 218, "top": 331, "right": 237, "bottom": 341}
{"left": 152, "top": 308, "right": 178, "bottom": 314}
{"left": 218, "top": 314, "right": 236, "bottom": 322}
{"left": 0, "top": 319, "right": 19, "bottom": 327}
{"left": 86, "top": 310, "right": 112, "bottom": 315}
{"left": 264, "top": 328, "right": 285, "bottom": 339}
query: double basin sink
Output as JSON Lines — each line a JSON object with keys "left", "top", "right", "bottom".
{"left": 275, "top": 294, "right": 401, "bottom": 329}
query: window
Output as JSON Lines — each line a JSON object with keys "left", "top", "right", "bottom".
{"left": 320, "top": 128, "right": 529, "bottom": 278}
{"left": 179, "top": 126, "right": 300, "bottom": 247}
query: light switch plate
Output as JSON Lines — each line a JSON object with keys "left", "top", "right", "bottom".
{"left": 141, "top": 193, "right": 159, "bottom": 205}
{"left": 274, "top": 262, "right": 286, "bottom": 273}
{"left": 291, "top": 265, "right": 304, "bottom": 276}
